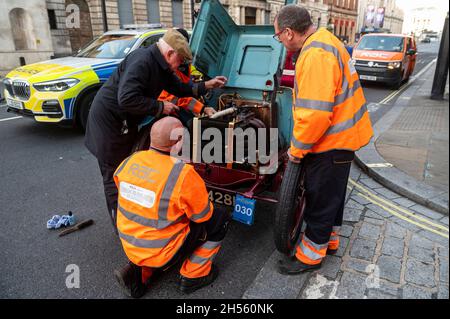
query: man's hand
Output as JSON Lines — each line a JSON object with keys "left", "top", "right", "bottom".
{"left": 287, "top": 148, "right": 302, "bottom": 164}
{"left": 205, "top": 76, "right": 227, "bottom": 89}
{"left": 162, "top": 101, "right": 179, "bottom": 115}
{"left": 203, "top": 107, "right": 217, "bottom": 117}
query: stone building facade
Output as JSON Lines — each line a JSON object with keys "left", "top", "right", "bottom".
{"left": 356, "top": 0, "right": 404, "bottom": 36}
{"left": 0, "top": 0, "right": 55, "bottom": 75}
{"left": 298, "top": 0, "right": 329, "bottom": 29}
{"left": 326, "top": 0, "right": 359, "bottom": 44}
{"left": 1, "top": 0, "right": 373, "bottom": 74}
{"left": 298, "top": 0, "right": 361, "bottom": 44}
{"left": 47, "top": 0, "right": 287, "bottom": 58}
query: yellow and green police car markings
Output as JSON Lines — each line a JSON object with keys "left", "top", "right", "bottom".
{"left": 347, "top": 178, "right": 449, "bottom": 239}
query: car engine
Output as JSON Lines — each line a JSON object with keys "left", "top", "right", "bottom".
{"left": 191, "top": 92, "right": 277, "bottom": 172}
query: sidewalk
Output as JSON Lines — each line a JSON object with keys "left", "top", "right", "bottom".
{"left": 243, "top": 164, "right": 449, "bottom": 299}
{"left": 376, "top": 68, "right": 449, "bottom": 193}
{"left": 356, "top": 64, "right": 449, "bottom": 214}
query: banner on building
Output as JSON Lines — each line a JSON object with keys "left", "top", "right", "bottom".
{"left": 365, "top": 5, "right": 375, "bottom": 26}
{"left": 375, "top": 7, "right": 385, "bottom": 28}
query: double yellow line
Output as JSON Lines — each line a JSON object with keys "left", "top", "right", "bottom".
{"left": 347, "top": 178, "right": 449, "bottom": 239}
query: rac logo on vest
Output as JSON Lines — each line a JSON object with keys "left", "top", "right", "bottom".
{"left": 128, "top": 163, "right": 159, "bottom": 183}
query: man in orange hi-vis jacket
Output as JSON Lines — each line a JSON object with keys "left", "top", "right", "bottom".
{"left": 158, "top": 28, "right": 216, "bottom": 121}
{"left": 273, "top": 5, "right": 373, "bottom": 274}
{"left": 113, "top": 116, "right": 231, "bottom": 298}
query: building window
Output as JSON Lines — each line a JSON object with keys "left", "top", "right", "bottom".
{"left": 172, "top": 0, "right": 184, "bottom": 27}
{"left": 117, "top": 0, "right": 134, "bottom": 28}
{"left": 147, "top": 0, "right": 160, "bottom": 23}
{"left": 48, "top": 9, "right": 57, "bottom": 30}
{"left": 245, "top": 7, "right": 256, "bottom": 25}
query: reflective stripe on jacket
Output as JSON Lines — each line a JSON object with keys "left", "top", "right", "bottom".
{"left": 113, "top": 150, "right": 213, "bottom": 268}
{"left": 158, "top": 67, "right": 204, "bottom": 115}
{"left": 290, "top": 28, "right": 374, "bottom": 159}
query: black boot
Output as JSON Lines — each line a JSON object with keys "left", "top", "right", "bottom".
{"left": 277, "top": 255, "right": 322, "bottom": 275}
{"left": 179, "top": 264, "right": 219, "bottom": 294}
{"left": 327, "top": 248, "right": 338, "bottom": 255}
{"left": 114, "top": 262, "right": 147, "bottom": 298}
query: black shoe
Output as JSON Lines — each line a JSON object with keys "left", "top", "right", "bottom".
{"left": 179, "top": 264, "right": 219, "bottom": 294}
{"left": 114, "top": 262, "right": 147, "bottom": 298}
{"left": 277, "top": 255, "right": 322, "bottom": 275}
{"left": 327, "top": 248, "right": 338, "bottom": 255}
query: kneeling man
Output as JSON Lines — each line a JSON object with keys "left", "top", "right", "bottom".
{"left": 113, "top": 116, "right": 230, "bottom": 298}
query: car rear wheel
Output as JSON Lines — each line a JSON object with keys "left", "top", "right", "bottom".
{"left": 274, "top": 161, "right": 306, "bottom": 254}
{"left": 77, "top": 90, "right": 97, "bottom": 131}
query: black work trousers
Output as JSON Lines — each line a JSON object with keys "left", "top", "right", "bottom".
{"left": 98, "top": 160, "right": 121, "bottom": 230}
{"left": 161, "top": 206, "right": 232, "bottom": 271}
{"left": 302, "top": 150, "right": 354, "bottom": 245}
{"left": 131, "top": 207, "right": 232, "bottom": 277}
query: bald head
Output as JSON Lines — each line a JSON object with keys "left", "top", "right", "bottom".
{"left": 150, "top": 117, "right": 184, "bottom": 153}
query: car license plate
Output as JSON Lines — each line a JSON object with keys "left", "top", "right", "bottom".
{"left": 232, "top": 194, "right": 256, "bottom": 226}
{"left": 6, "top": 98, "right": 23, "bottom": 110}
{"left": 360, "top": 75, "right": 377, "bottom": 81}
{"left": 208, "top": 190, "right": 235, "bottom": 207}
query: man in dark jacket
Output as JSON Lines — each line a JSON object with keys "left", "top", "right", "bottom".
{"left": 85, "top": 28, "right": 227, "bottom": 229}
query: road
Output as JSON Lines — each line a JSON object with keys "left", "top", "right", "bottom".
{"left": 0, "top": 41, "right": 447, "bottom": 299}
{"left": 363, "top": 42, "right": 440, "bottom": 123}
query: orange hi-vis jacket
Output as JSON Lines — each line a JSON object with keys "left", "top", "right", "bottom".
{"left": 290, "top": 28, "right": 373, "bottom": 159}
{"left": 114, "top": 149, "right": 213, "bottom": 268}
{"left": 158, "top": 67, "right": 204, "bottom": 115}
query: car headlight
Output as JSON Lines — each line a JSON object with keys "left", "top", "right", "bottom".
{"left": 33, "top": 78, "right": 80, "bottom": 92}
{"left": 387, "top": 62, "right": 402, "bottom": 69}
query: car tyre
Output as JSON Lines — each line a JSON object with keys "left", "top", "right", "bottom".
{"left": 391, "top": 73, "right": 403, "bottom": 90}
{"left": 274, "top": 161, "right": 306, "bottom": 255}
{"left": 77, "top": 90, "right": 97, "bottom": 131}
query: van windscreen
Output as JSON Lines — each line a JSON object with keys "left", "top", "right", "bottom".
{"left": 356, "top": 36, "right": 404, "bottom": 52}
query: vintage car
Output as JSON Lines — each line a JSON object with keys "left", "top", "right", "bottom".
{"left": 134, "top": 0, "right": 303, "bottom": 254}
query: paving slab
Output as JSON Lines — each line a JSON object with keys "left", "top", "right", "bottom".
{"left": 350, "top": 238, "right": 377, "bottom": 261}
{"left": 382, "top": 236, "right": 405, "bottom": 258}
{"left": 377, "top": 255, "right": 402, "bottom": 283}
{"left": 405, "top": 258, "right": 436, "bottom": 288}
{"left": 402, "top": 284, "right": 434, "bottom": 299}
{"left": 354, "top": 63, "right": 449, "bottom": 215}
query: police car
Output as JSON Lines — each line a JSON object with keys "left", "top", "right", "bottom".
{"left": 2, "top": 24, "right": 167, "bottom": 130}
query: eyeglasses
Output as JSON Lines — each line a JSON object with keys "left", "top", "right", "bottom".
{"left": 273, "top": 29, "right": 287, "bottom": 42}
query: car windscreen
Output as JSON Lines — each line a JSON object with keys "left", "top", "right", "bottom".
{"left": 76, "top": 34, "right": 138, "bottom": 59}
{"left": 356, "top": 36, "right": 404, "bottom": 52}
